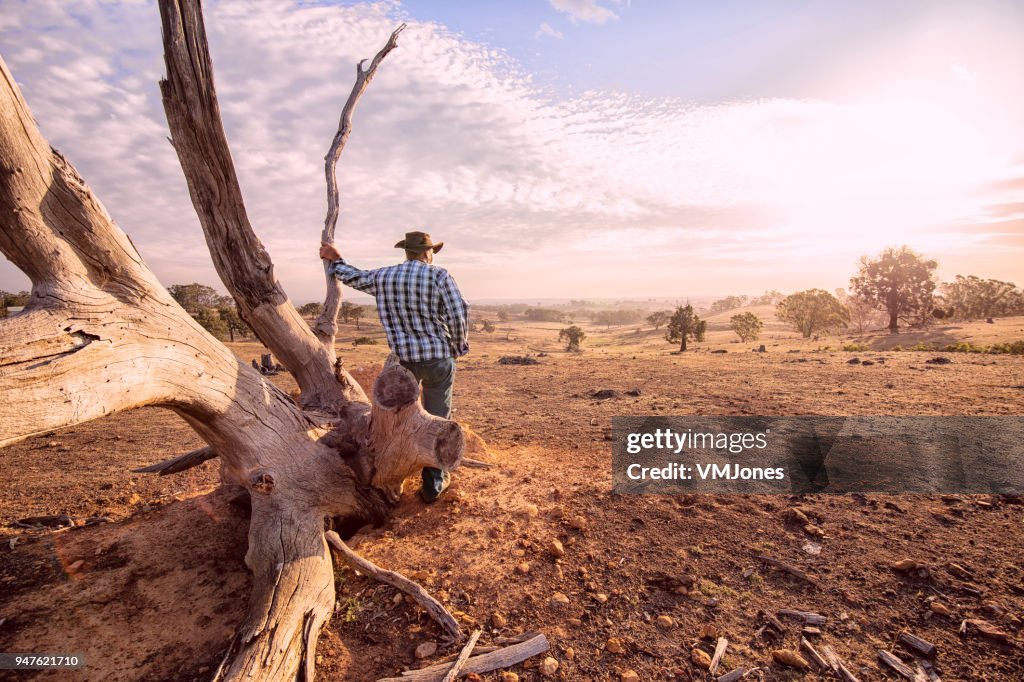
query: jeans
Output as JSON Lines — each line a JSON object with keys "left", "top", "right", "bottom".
{"left": 399, "top": 357, "right": 456, "bottom": 495}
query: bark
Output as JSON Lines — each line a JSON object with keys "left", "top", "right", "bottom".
{"left": 0, "top": 4, "right": 467, "bottom": 680}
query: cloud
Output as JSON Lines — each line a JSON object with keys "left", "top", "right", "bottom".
{"left": 548, "top": 0, "right": 618, "bottom": 25}
{"left": 1, "top": 0, "right": 1021, "bottom": 301}
{"left": 535, "top": 22, "right": 564, "bottom": 41}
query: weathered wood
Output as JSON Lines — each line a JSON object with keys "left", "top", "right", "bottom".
{"left": 315, "top": 24, "right": 405, "bottom": 350}
{"left": 800, "top": 637, "right": 828, "bottom": 670}
{"left": 821, "top": 645, "right": 860, "bottom": 682}
{"left": 158, "top": 0, "right": 366, "bottom": 413}
{"left": 898, "top": 632, "right": 937, "bottom": 658}
{"left": 878, "top": 650, "right": 916, "bottom": 680}
{"left": 716, "top": 668, "right": 748, "bottom": 682}
{"left": 709, "top": 637, "right": 728, "bottom": 674}
{"left": 133, "top": 446, "right": 217, "bottom": 475}
{"left": 378, "top": 634, "right": 550, "bottom": 682}
{"left": 755, "top": 554, "right": 818, "bottom": 586}
{"left": 326, "top": 530, "right": 463, "bottom": 640}
{"left": 440, "top": 629, "right": 481, "bottom": 682}
{"left": 779, "top": 608, "right": 826, "bottom": 625}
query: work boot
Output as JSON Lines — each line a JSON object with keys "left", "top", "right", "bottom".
{"left": 420, "top": 467, "right": 451, "bottom": 503}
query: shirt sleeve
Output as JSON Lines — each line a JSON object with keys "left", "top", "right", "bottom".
{"left": 330, "top": 259, "right": 378, "bottom": 296}
{"left": 437, "top": 269, "right": 470, "bottom": 357}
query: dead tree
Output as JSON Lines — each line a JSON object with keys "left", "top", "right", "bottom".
{"left": 0, "top": 1, "right": 463, "bottom": 679}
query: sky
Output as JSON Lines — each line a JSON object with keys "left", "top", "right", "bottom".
{"left": 1, "top": 0, "right": 1022, "bottom": 303}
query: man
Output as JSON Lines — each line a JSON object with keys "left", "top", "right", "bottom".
{"left": 319, "top": 231, "right": 469, "bottom": 502}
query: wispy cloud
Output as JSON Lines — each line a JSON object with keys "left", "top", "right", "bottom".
{"left": 548, "top": 0, "right": 618, "bottom": 25}
{"left": 535, "top": 22, "right": 564, "bottom": 41}
{"left": 0, "top": 0, "right": 1021, "bottom": 301}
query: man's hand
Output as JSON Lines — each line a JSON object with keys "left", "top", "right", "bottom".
{"left": 319, "top": 241, "right": 342, "bottom": 261}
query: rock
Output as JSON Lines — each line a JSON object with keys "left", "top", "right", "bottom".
{"left": 655, "top": 614, "right": 674, "bottom": 629}
{"left": 758, "top": 344, "right": 766, "bottom": 352}
{"left": 606, "top": 637, "right": 625, "bottom": 654}
{"left": 491, "top": 612, "right": 507, "bottom": 628}
{"left": 548, "top": 538, "right": 565, "bottom": 558}
{"left": 929, "top": 601, "right": 952, "bottom": 616}
{"left": 592, "top": 389, "right": 618, "bottom": 400}
{"left": 67, "top": 559, "right": 85, "bottom": 572}
{"left": 803, "top": 523, "right": 825, "bottom": 537}
{"left": 515, "top": 561, "right": 531, "bottom": 575}
{"left": 594, "top": 593, "right": 609, "bottom": 603}
{"left": 128, "top": 492, "right": 142, "bottom": 505}
{"left": 498, "top": 355, "right": 539, "bottom": 365}
{"left": 539, "top": 656, "right": 559, "bottom": 677}
{"left": 699, "top": 624, "right": 721, "bottom": 639}
{"left": 891, "top": 559, "right": 920, "bottom": 572}
{"left": 861, "top": 359, "right": 875, "bottom": 366}
{"left": 465, "top": 675, "right": 482, "bottom": 682}
{"left": 569, "top": 515, "right": 588, "bottom": 531}
{"left": 690, "top": 648, "right": 712, "bottom": 669}
{"left": 626, "top": 387, "right": 642, "bottom": 396}
{"left": 772, "top": 649, "right": 809, "bottom": 669}
{"left": 523, "top": 503, "right": 539, "bottom": 518}
{"left": 621, "top": 671, "right": 640, "bottom": 682}
{"left": 847, "top": 357, "right": 861, "bottom": 364}
{"left": 550, "top": 592, "right": 570, "bottom": 607}
{"left": 499, "top": 673, "right": 519, "bottom": 682}
{"left": 589, "top": 417, "right": 599, "bottom": 426}
{"left": 392, "top": 593, "right": 403, "bottom": 606}
{"left": 925, "top": 356, "right": 952, "bottom": 364}
{"left": 564, "top": 646, "right": 575, "bottom": 660}
{"left": 414, "top": 642, "right": 437, "bottom": 659}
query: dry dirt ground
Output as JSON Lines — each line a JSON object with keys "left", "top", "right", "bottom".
{"left": 1, "top": 313, "right": 1023, "bottom": 681}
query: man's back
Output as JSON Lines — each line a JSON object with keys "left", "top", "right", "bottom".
{"left": 330, "top": 258, "right": 469, "bottom": 363}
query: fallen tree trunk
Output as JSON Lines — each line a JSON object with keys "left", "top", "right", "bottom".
{"left": 0, "top": 3, "right": 469, "bottom": 680}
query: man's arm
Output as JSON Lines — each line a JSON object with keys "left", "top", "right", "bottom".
{"left": 320, "top": 241, "right": 377, "bottom": 295}
{"left": 437, "top": 270, "right": 469, "bottom": 356}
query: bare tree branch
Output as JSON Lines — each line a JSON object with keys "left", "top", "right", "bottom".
{"left": 157, "top": 0, "right": 367, "bottom": 412}
{"left": 314, "top": 23, "right": 406, "bottom": 349}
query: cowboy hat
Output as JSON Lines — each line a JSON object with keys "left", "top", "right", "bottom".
{"left": 394, "top": 231, "right": 444, "bottom": 253}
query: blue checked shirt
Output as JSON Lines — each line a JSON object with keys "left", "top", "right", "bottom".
{"left": 330, "top": 258, "right": 470, "bottom": 363}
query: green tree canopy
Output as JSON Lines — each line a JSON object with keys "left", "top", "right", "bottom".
{"left": 666, "top": 304, "right": 706, "bottom": 352}
{"left": 850, "top": 246, "right": 937, "bottom": 331}
{"left": 730, "top": 311, "right": 763, "bottom": 342}
{"left": 776, "top": 288, "right": 848, "bottom": 338}
{"left": 558, "top": 325, "right": 586, "bottom": 351}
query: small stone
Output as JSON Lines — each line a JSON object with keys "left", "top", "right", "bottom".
{"left": 930, "top": 602, "right": 952, "bottom": 616}
{"left": 891, "top": 559, "right": 920, "bottom": 572}
{"left": 414, "top": 642, "right": 437, "bottom": 659}
{"left": 128, "top": 492, "right": 142, "bottom": 505}
{"left": 67, "top": 559, "right": 85, "bottom": 572}
{"left": 499, "top": 673, "right": 519, "bottom": 682}
{"left": 569, "top": 515, "right": 588, "bottom": 531}
{"left": 550, "top": 592, "right": 570, "bottom": 607}
{"left": 699, "top": 624, "right": 720, "bottom": 639}
{"left": 620, "top": 671, "right": 640, "bottom": 682}
{"left": 523, "top": 503, "right": 539, "bottom": 517}
{"left": 606, "top": 637, "right": 625, "bottom": 654}
{"left": 539, "top": 656, "right": 559, "bottom": 677}
{"left": 772, "top": 649, "right": 810, "bottom": 670}
{"left": 491, "top": 612, "right": 507, "bottom": 628}
{"left": 392, "top": 593, "right": 403, "bottom": 606}
{"left": 594, "top": 593, "right": 608, "bottom": 603}
{"left": 515, "top": 561, "right": 531, "bottom": 575}
{"left": 548, "top": 538, "right": 565, "bottom": 558}
{"left": 655, "top": 614, "right": 673, "bottom": 629}
{"left": 690, "top": 648, "right": 712, "bottom": 669}
{"left": 564, "top": 646, "right": 575, "bottom": 660}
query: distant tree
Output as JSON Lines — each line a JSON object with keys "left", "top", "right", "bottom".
{"left": 776, "top": 289, "right": 848, "bottom": 338}
{"left": 646, "top": 310, "right": 670, "bottom": 330}
{"left": 835, "top": 288, "right": 887, "bottom": 334}
{"left": 192, "top": 305, "right": 229, "bottom": 340}
{"left": 497, "top": 309, "right": 509, "bottom": 322}
{"left": 340, "top": 300, "right": 362, "bottom": 324}
{"left": 298, "top": 301, "right": 323, "bottom": 318}
{"left": 481, "top": 319, "right": 495, "bottom": 333}
{"left": 940, "top": 275, "right": 1024, "bottom": 320}
{"left": 592, "top": 309, "right": 642, "bottom": 328}
{"left": 216, "top": 303, "right": 250, "bottom": 342}
{"left": 666, "top": 304, "right": 706, "bottom": 352}
{"left": 347, "top": 305, "right": 365, "bottom": 329}
{"left": 729, "top": 312, "right": 762, "bottom": 342}
{"left": 1, "top": 289, "right": 31, "bottom": 315}
{"left": 524, "top": 307, "right": 566, "bottom": 322}
{"left": 709, "top": 295, "right": 748, "bottom": 314}
{"left": 168, "top": 283, "right": 221, "bottom": 313}
{"left": 750, "top": 289, "right": 785, "bottom": 306}
{"left": 559, "top": 325, "right": 586, "bottom": 351}
{"left": 850, "top": 246, "right": 937, "bottom": 332}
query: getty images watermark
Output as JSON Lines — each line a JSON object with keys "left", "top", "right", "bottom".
{"left": 611, "top": 416, "right": 1024, "bottom": 494}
